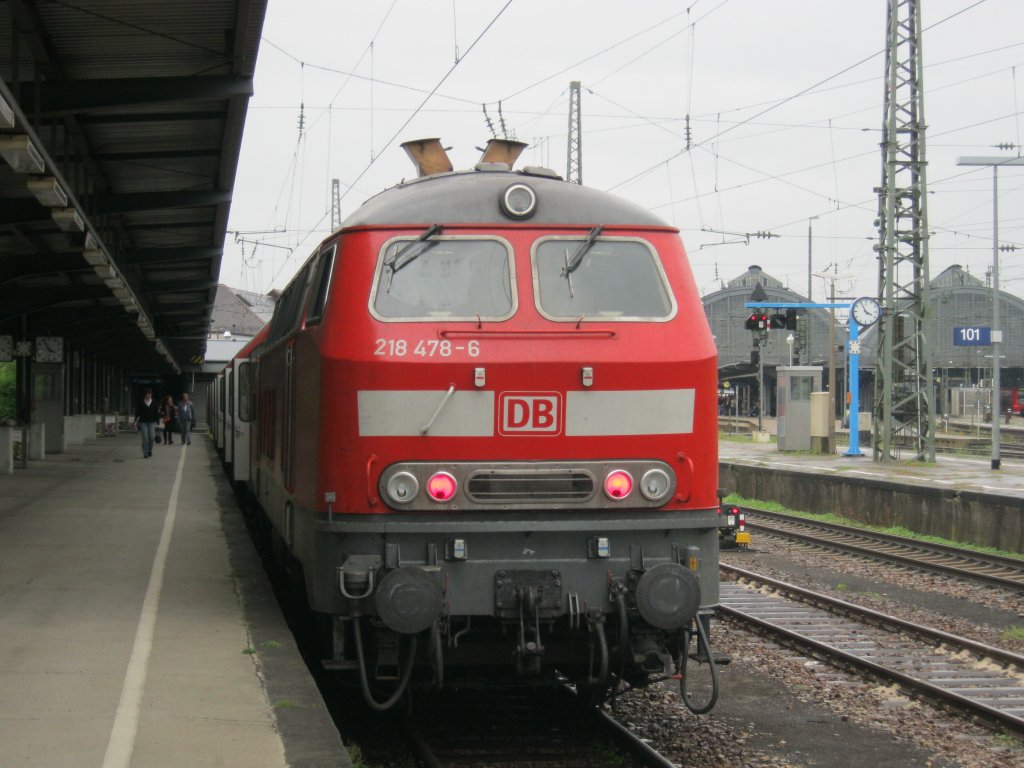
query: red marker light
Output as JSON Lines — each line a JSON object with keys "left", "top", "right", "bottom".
{"left": 604, "top": 470, "right": 633, "bottom": 500}
{"left": 426, "top": 472, "right": 458, "bottom": 502}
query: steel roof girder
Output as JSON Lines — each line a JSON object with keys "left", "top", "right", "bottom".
{"left": 19, "top": 76, "right": 255, "bottom": 117}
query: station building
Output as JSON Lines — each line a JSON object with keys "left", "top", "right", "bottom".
{"left": 703, "top": 264, "right": 1024, "bottom": 418}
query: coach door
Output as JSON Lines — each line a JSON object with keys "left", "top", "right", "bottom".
{"left": 283, "top": 341, "right": 295, "bottom": 488}
{"left": 216, "top": 373, "right": 226, "bottom": 451}
{"left": 233, "top": 359, "right": 252, "bottom": 484}
{"left": 224, "top": 366, "right": 234, "bottom": 464}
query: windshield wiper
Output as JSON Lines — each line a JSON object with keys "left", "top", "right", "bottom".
{"left": 386, "top": 224, "right": 443, "bottom": 275}
{"left": 560, "top": 225, "right": 603, "bottom": 276}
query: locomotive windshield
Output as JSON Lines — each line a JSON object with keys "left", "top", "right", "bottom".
{"left": 534, "top": 236, "right": 676, "bottom": 320}
{"left": 372, "top": 236, "right": 516, "bottom": 321}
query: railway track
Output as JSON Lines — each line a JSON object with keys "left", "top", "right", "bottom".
{"left": 742, "top": 506, "right": 1024, "bottom": 590}
{"left": 719, "top": 564, "right": 1024, "bottom": 734}
{"left": 932, "top": 442, "right": 1024, "bottom": 461}
{"left": 398, "top": 687, "right": 677, "bottom": 768}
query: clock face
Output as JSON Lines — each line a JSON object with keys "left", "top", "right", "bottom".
{"left": 14, "top": 340, "right": 33, "bottom": 357}
{"left": 0, "top": 335, "right": 12, "bottom": 362}
{"left": 851, "top": 297, "right": 881, "bottom": 327}
{"left": 34, "top": 336, "right": 63, "bottom": 363}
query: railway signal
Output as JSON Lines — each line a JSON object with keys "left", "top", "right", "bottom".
{"left": 745, "top": 312, "right": 768, "bottom": 331}
{"left": 745, "top": 312, "right": 795, "bottom": 332}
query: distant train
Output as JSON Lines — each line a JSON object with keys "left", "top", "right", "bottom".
{"left": 215, "top": 139, "right": 725, "bottom": 712}
{"left": 1001, "top": 387, "right": 1023, "bottom": 416}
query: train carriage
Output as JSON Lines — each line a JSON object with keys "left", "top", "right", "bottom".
{"left": 227, "top": 324, "right": 269, "bottom": 488}
{"left": 245, "top": 139, "right": 724, "bottom": 711}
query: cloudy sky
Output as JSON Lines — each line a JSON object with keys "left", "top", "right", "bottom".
{"left": 223, "top": 0, "right": 1024, "bottom": 308}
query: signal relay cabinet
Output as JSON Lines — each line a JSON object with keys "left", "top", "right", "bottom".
{"left": 776, "top": 366, "right": 823, "bottom": 451}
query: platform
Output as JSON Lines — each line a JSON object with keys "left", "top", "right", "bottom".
{"left": 0, "top": 433, "right": 347, "bottom": 767}
{"left": 720, "top": 427, "right": 1024, "bottom": 501}
{"left": 720, "top": 426, "right": 1024, "bottom": 555}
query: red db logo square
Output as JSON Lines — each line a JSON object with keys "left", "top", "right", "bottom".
{"left": 499, "top": 392, "right": 561, "bottom": 435}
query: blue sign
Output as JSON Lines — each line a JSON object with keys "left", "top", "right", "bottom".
{"left": 953, "top": 326, "right": 991, "bottom": 346}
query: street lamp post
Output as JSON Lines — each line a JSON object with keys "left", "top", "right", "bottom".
{"left": 956, "top": 155, "right": 1024, "bottom": 470}
{"left": 807, "top": 216, "right": 818, "bottom": 363}
{"left": 786, "top": 333, "right": 794, "bottom": 366}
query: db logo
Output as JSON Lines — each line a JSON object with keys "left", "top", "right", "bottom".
{"left": 499, "top": 392, "right": 561, "bottom": 435}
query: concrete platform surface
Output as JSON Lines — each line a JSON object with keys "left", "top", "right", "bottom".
{"left": 720, "top": 435, "right": 1024, "bottom": 500}
{"left": 0, "top": 433, "right": 346, "bottom": 767}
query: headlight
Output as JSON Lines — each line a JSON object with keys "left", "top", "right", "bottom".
{"left": 426, "top": 472, "right": 458, "bottom": 502}
{"left": 386, "top": 471, "right": 420, "bottom": 504}
{"left": 603, "top": 469, "right": 633, "bottom": 500}
{"left": 639, "top": 468, "right": 671, "bottom": 501}
{"left": 500, "top": 183, "right": 537, "bottom": 219}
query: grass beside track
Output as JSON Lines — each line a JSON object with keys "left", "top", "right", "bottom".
{"left": 724, "top": 494, "right": 1024, "bottom": 563}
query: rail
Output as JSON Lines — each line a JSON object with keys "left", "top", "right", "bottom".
{"left": 719, "top": 564, "right": 1024, "bottom": 735}
{"left": 741, "top": 506, "right": 1024, "bottom": 591}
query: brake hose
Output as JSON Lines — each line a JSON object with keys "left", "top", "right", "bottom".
{"left": 679, "top": 618, "right": 720, "bottom": 714}
{"left": 430, "top": 620, "right": 444, "bottom": 691}
{"left": 352, "top": 616, "right": 419, "bottom": 711}
{"left": 586, "top": 614, "right": 609, "bottom": 687}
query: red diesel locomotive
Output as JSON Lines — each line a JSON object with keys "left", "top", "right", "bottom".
{"left": 243, "top": 139, "right": 723, "bottom": 711}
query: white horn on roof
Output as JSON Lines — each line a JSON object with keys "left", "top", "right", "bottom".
{"left": 400, "top": 138, "right": 454, "bottom": 178}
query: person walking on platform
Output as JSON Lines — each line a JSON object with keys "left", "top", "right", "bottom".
{"left": 178, "top": 392, "right": 196, "bottom": 446}
{"left": 159, "top": 394, "right": 177, "bottom": 445}
{"left": 134, "top": 388, "right": 160, "bottom": 458}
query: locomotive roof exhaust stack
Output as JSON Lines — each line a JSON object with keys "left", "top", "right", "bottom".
{"left": 479, "top": 138, "right": 528, "bottom": 169}
{"left": 401, "top": 138, "right": 453, "bottom": 178}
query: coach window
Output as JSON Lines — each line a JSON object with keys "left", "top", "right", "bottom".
{"left": 267, "top": 262, "right": 313, "bottom": 344}
{"left": 370, "top": 236, "right": 516, "bottom": 321}
{"left": 533, "top": 236, "right": 676, "bottom": 321}
{"left": 306, "top": 244, "right": 337, "bottom": 325}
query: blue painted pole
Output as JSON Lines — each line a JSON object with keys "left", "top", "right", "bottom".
{"left": 845, "top": 320, "right": 864, "bottom": 456}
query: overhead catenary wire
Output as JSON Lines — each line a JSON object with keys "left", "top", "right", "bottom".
{"left": 605, "top": 0, "right": 992, "bottom": 194}
{"left": 266, "top": 0, "right": 516, "bottom": 290}
{"left": 231, "top": 0, "right": 1022, "bottom": 302}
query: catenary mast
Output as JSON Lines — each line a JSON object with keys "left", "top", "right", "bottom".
{"left": 567, "top": 81, "right": 582, "bottom": 185}
{"left": 873, "top": 0, "right": 935, "bottom": 462}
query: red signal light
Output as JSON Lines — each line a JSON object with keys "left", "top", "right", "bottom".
{"left": 426, "top": 472, "right": 457, "bottom": 502}
{"left": 604, "top": 470, "right": 633, "bottom": 500}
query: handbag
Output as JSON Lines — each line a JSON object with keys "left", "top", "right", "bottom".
{"left": 155, "top": 433, "right": 163, "bottom": 444}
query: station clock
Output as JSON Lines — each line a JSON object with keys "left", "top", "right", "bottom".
{"left": 34, "top": 336, "right": 63, "bottom": 363}
{"left": 850, "top": 297, "right": 881, "bottom": 328}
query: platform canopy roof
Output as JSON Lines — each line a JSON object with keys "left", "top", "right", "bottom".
{"left": 0, "top": 0, "right": 268, "bottom": 372}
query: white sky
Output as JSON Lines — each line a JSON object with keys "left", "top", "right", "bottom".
{"left": 223, "top": 0, "right": 1024, "bottom": 306}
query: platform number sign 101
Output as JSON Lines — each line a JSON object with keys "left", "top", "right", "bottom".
{"left": 953, "top": 326, "right": 991, "bottom": 347}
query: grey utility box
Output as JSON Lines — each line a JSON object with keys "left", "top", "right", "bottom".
{"left": 776, "top": 366, "right": 823, "bottom": 451}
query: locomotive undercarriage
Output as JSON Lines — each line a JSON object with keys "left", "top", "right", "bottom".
{"left": 293, "top": 508, "right": 724, "bottom": 711}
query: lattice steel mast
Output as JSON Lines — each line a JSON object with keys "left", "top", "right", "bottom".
{"left": 872, "top": 0, "right": 935, "bottom": 462}
{"left": 330, "top": 178, "right": 342, "bottom": 231}
{"left": 567, "top": 81, "right": 582, "bottom": 184}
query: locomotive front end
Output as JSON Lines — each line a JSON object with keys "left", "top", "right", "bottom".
{"left": 289, "top": 142, "right": 723, "bottom": 710}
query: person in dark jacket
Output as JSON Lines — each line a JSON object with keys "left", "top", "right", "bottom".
{"left": 177, "top": 392, "right": 196, "bottom": 446}
{"left": 159, "top": 395, "right": 177, "bottom": 445}
{"left": 134, "top": 388, "right": 160, "bottom": 458}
